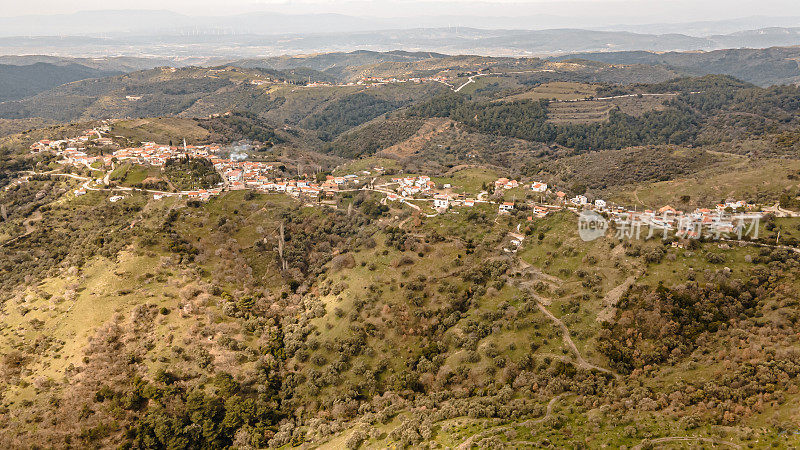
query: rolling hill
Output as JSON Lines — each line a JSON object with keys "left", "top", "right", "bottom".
{"left": 551, "top": 46, "right": 800, "bottom": 87}
{"left": 0, "top": 62, "right": 120, "bottom": 103}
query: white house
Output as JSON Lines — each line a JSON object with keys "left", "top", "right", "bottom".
{"left": 530, "top": 182, "right": 548, "bottom": 193}
{"left": 495, "top": 178, "right": 519, "bottom": 190}
{"left": 499, "top": 202, "right": 514, "bottom": 212}
{"left": 570, "top": 195, "right": 588, "bottom": 206}
{"left": 433, "top": 194, "right": 450, "bottom": 209}
{"left": 595, "top": 199, "right": 607, "bottom": 209}
{"left": 226, "top": 170, "right": 242, "bottom": 182}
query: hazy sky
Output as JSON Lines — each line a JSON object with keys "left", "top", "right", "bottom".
{"left": 4, "top": 0, "right": 800, "bottom": 22}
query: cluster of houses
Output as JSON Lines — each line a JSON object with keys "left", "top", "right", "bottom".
{"left": 490, "top": 176, "right": 762, "bottom": 236}
{"left": 357, "top": 75, "right": 452, "bottom": 85}
{"left": 29, "top": 128, "right": 106, "bottom": 153}
{"left": 31, "top": 126, "right": 372, "bottom": 202}
{"left": 30, "top": 127, "right": 114, "bottom": 167}
{"left": 562, "top": 194, "right": 610, "bottom": 210}
{"left": 392, "top": 175, "right": 436, "bottom": 196}
{"left": 495, "top": 178, "right": 520, "bottom": 190}
{"left": 32, "top": 129, "right": 764, "bottom": 236}
{"left": 302, "top": 75, "right": 453, "bottom": 88}
{"left": 248, "top": 174, "right": 361, "bottom": 199}
{"left": 113, "top": 142, "right": 220, "bottom": 166}
{"left": 214, "top": 159, "right": 274, "bottom": 190}
{"left": 113, "top": 145, "right": 367, "bottom": 200}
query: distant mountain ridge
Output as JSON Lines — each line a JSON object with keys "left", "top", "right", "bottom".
{"left": 1, "top": 9, "right": 799, "bottom": 37}
{"left": 232, "top": 51, "right": 449, "bottom": 72}
{"left": 2, "top": 26, "right": 800, "bottom": 60}
{"left": 2, "top": 45, "right": 800, "bottom": 109}
{"left": 0, "top": 55, "right": 221, "bottom": 72}
{"left": 551, "top": 46, "right": 800, "bottom": 86}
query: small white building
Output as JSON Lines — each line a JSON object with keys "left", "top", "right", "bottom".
{"left": 595, "top": 199, "right": 607, "bottom": 209}
{"left": 226, "top": 170, "right": 242, "bottom": 182}
{"left": 433, "top": 194, "right": 450, "bottom": 209}
{"left": 499, "top": 202, "right": 514, "bottom": 212}
{"left": 530, "top": 182, "right": 548, "bottom": 193}
{"left": 571, "top": 195, "right": 588, "bottom": 206}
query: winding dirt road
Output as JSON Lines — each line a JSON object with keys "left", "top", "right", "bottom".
{"left": 454, "top": 394, "right": 568, "bottom": 450}
{"left": 597, "top": 275, "right": 637, "bottom": 323}
{"left": 535, "top": 301, "right": 617, "bottom": 377}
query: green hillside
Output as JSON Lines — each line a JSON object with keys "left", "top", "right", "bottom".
{"left": 2, "top": 174, "right": 800, "bottom": 448}
{"left": 2, "top": 51, "right": 800, "bottom": 449}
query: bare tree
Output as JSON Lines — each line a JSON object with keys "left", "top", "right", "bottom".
{"left": 278, "top": 222, "right": 288, "bottom": 272}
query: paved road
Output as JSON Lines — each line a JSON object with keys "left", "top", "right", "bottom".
{"left": 454, "top": 73, "right": 490, "bottom": 93}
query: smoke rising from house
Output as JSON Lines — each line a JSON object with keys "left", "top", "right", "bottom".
{"left": 228, "top": 142, "right": 251, "bottom": 161}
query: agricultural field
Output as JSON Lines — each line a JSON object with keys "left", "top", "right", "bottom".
{"left": 499, "top": 82, "right": 598, "bottom": 103}
{"left": 547, "top": 94, "right": 666, "bottom": 125}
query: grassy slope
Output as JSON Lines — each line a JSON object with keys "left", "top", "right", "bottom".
{"left": 109, "top": 118, "right": 211, "bottom": 145}
{"left": 2, "top": 183, "right": 800, "bottom": 447}
{"left": 611, "top": 158, "right": 800, "bottom": 209}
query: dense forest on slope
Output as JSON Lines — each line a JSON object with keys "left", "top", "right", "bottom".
{"left": 300, "top": 92, "right": 408, "bottom": 142}
{"left": 196, "top": 111, "right": 284, "bottom": 146}
{"left": 325, "top": 118, "right": 425, "bottom": 158}
{"left": 407, "top": 90, "right": 698, "bottom": 151}
{"left": 404, "top": 75, "right": 800, "bottom": 153}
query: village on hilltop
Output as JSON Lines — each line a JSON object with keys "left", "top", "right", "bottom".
{"left": 28, "top": 124, "right": 765, "bottom": 243}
